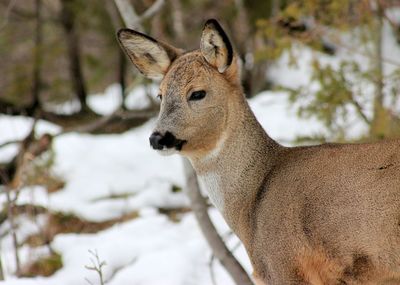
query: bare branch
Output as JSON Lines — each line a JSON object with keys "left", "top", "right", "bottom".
{"left": 209, "top": 254, "right": 217, "bottom": 285}
{"left": 182, "top": 159, "right": 254, "bottom": 285}
{"left": 114, "top": 0, "right": 143, "bottom": 31}
{"left": 60, "top": 0, "right": 90, "bottom": 112}
{"left": 31, "top": 0, "right": 43, "bottom": 112}
{"left": 114, "top": 0, "right": 165, "bottom": 31}
{"left": 84, "top": 249, "right": 106, "bottom": 285}
{"left": 349, "top": 94, "right": 372, "bottom": 125}
{"left": 60, "top": 110, "right": 121, "bottom": 134}
{"left": 140, "top": 0, "right": 165, "bottom": 23}
{"left": 0, "top": 106, "right": 157, "bottom": 155}
{"left": 84, "top": 277, "right": 95, "bottom": 285}
{"left": 209, "top": 235, "right": 244, "bottom": 285}
{"left": 0, "top": 139, "right": 20, "bottom": 150}
{"left": 57, "top": 107, "right": 157, "bottom": 134}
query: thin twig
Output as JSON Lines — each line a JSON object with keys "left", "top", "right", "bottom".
{"left": 209, "top": 254, "right": 217, "bottom": 285}
{"left": 0, "top": 118, "right": 39, "bottom": 276}
{"left": 0, "top": 106, "right": 158, "bottom": 152}
{"left": 114, "top": 0, "right": 143, "bottom": 31}
{"left": 349, "top": 93, "right": 371, "bottom": 125}
{"left": 114, "top": 0, "right": 165, "bottom": 31}
{"left": 0, "top": 139, "right": 20, "bottom": 149}
{"left": 85, "top": 249, "right": 107, "bottom": 285}
{"left": 183, "top": 159, "right": 254, "bottom": 285}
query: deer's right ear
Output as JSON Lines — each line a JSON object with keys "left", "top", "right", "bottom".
{"left": 200, "top": 19, "right": 233, "bottom": 73}
{"left": 117, "top": 29, "right": 182, "bottom": 80}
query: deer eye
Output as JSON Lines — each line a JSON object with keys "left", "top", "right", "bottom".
{"left": 157, "top": 94, "right": 162, "bottom": 101}
{"left": 189, "top": 90, "right": 206, "bottom": 101}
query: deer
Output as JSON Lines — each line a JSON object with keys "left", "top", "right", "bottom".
{"left": 117, "top": 19, "right": 400, "bottom": 285}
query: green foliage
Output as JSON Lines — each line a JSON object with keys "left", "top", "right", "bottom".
{"left": 258, "top": 0, "right": 400, "bottom": 142}
{"left": 291, "top": 62, "right": 351, "bottom": 126}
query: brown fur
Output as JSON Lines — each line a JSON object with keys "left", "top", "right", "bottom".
{"left": 118, "top": 20, "right": 400, "bottom": 285}
{"left": 297, "top": 247, "right": 343, "bottom": 285}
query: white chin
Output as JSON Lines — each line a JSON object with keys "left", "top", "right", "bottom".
{"left": 156, "top": 148, "right": 179, "bottom": 156}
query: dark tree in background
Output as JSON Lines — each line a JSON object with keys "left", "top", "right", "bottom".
{"left": 60, "top": 0, "right": 89, "bottom": 112}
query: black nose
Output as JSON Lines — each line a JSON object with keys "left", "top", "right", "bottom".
{"left": 149, "top": 131, "right": 187, "bottom": 151}
{"left": 149, "top": 132, "right": 165, "bottom": 150}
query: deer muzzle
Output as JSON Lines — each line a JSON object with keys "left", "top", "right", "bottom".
{"left": 149, "top": 131, "right": 187, "bottom": 151}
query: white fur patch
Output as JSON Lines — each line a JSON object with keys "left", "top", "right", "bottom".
{"left": 198, "top": 172, "right": 224, "bottom": 212}
{"left": 201, "top": 131, "right": 227, "bottom": 163}
{"left": 156, "top": 147, "right": 179, "bottom": 156}
{"left": 196, "top": 132, "right": 228, "bottom": 212}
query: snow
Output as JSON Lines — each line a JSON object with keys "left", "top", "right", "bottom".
{"left": 45, "top": 84, "right": 155, "bottom": 117}
{"left": 0, "top": 116, "right": 60, "bottom": 163}
{"left": 87, "top": 84, "right": 155, "bottom": 115}
{"left": 125, "top": 84, "right": 156, "bottom": 110}
{"left": 47, "top": 121, "right": 187, "bottom": 222}
{"left": 87, "top": 84, "right": 123, "bottom": 115}
{"left": 249, "top": 91, "right": 327, "bottom": 143}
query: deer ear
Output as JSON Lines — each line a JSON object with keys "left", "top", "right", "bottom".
{"left": 200, "top": 19, "right": 233, "bottom": 73}
{"left": 117, "top": 29, "right": 182, "bottom": 80}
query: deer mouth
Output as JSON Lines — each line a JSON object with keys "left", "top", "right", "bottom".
{"left": 149, "top": 131, "right": 187, "bottom": 151}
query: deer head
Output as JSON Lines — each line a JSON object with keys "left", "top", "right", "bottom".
{"left": 117, "top": 19, "right": 242, "bottom": 159}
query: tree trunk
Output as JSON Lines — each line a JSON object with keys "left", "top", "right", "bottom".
{"left": 370, "top": 2, "right": 388, "bottom": 139}
{"left": 118, "top": 46, "right": 127, "bottom": 109}
{"left": 234, "top": 0, "right": 255, "bottom": 97}
{"left": 104, "top": 0, "right": 127, "bottom": 109}
{"left": 60, "top": 0, "right": 89, "bottom": 112}
{"left": 182, "top": 159, "right": 254, "bottom": 285}
{"left": 170, "top": 0, "right": 185, "bottom": 45}
{"left": 272, "top": 0, "right": 280, "bottom": 17}
{"left": 29, "top": 0, "right": 43, "bottom": 115}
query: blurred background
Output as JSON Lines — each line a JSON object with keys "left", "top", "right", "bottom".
{"left": 0, "top": 0, "right": 399, "bottom": 284}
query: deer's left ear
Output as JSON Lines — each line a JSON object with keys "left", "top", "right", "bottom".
{"left": 117, "top": 29, "right": 183, "bottom": 80}
{"left": 200, "top": 19, "right": 233, "bottom": 73}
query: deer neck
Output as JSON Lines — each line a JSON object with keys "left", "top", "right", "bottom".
{"left": 188, "top": 94, "right": 281, "bottom": 239}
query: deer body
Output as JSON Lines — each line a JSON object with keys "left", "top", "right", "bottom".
{"left": 118, "top": 20, "right": 400, "bottom": 285}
